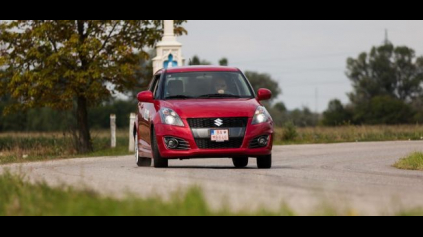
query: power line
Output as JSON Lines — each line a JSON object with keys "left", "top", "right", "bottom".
{"left": 281, "top": 80, "right": 350, "bottom": 87}
{"left": 232, "top": 51, "right": 357, "bottom": 64}
{"left": 271, "top": 67, "right": 345, "bottom": 74}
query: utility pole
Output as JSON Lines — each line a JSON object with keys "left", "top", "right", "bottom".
{"left": 384, "top": 29, "right": 391, "bottom": 45}
{"left": 315, "top": 87, "right": 319, "bottom": 114}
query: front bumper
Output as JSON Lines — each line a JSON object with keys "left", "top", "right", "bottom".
{"left": 155, "top": 118, "right": 273, "bottom": 159}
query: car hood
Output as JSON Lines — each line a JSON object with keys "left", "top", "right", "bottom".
{"left": 160, "top": 99, "right": 260, "bottom": 118}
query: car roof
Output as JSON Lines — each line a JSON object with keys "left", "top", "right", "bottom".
{"left": 155, "top": 66, "right": 240, "bottom": 75}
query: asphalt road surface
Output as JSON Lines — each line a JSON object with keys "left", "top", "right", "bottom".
{"left": 2, "top": 141, "right": 423, "bottom": 215}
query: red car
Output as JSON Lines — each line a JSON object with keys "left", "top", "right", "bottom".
{"left": 134, "top": 66, "right": 274, "bottom": 168}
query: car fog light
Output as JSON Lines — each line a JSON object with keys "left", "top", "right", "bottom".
{"left": 167, "top": 138, "right": 179, "bottom": 149}
{"left": 258, "top": 137, "right": 268, "bottom": 147}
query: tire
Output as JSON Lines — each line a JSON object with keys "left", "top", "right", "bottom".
{"left": 152, "top": 129, "right": 168, "bottom": 168}
{"left": 257, "top": 154, "right": 272, "bottom": 169}
{"left": 232, "top": 157, "right": 249, "bottom": 168}
{"left": 135, "top": 133, "right": 152, "bottom": 167}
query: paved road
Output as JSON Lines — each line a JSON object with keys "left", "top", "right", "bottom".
{"left": 2, "top": 141, "right": 423, "bottom": 215}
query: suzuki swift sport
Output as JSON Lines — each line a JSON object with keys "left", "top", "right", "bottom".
{"left": 134, "top": 66, "right": 274, "bottom": 169}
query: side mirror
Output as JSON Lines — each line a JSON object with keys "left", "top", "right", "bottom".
{"left": 137, "top": 91, "right": 154, "bottom": 103}
{"left": 257, "top": 88, "right": 272, "bottom": 101}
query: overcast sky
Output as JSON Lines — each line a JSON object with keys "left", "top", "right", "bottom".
{"left": 177, "top": 20, "right": 423, "bottom": 112}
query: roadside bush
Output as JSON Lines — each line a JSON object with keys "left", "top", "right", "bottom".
{"left": 282, "top": 121, "right": 298, "bottom": 141}
{"left": 353, "top": 96, "right": 415, "bottom": 125}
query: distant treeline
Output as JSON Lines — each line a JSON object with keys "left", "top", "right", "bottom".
{"left": 0, "top": 98, "right": 136, "bottom": 132}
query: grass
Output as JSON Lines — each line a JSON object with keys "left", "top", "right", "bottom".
{"left": 0, "top": 129, "right": 132, "bottom": 165}
{"left": 275, "top": 125, "right": 423, "bottom": 145}
{"left": 1, "top": 171, "right": 422, "bottom": 216}
{"left": 0, "top": 171, "right": 293, "bottom": 216}
{"left": 394, "top": 152, "right": 423, "bottom": 171}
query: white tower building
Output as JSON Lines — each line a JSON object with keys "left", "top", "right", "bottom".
{"left": 152, "top": 20, "right": 184, "bottom": 74}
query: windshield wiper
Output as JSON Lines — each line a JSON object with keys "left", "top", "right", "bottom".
{"left": 165, "top": 95, "right": 194, "bottom": 100}
{"left": 198, "top": 94, "right": 242, "bottom": 98}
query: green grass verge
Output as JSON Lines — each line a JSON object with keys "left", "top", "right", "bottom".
{"left": 274, "top": 125, "right": 423, "bottom": 145}
{"left": 1, "top": 171, "right": 422, "bottom": 216}
{"left": 394, "top": 152, "right": 423, "bottom": 171}
{"left": 0, "top": 171, "right": 294, "bottom": 216}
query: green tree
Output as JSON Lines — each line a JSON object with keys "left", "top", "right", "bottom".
{"left": 346, "top": 43, "right": 423, "bottom": 125}
{"left": 289, "top": 107, "right": 318, "bottom": 127}
{"left": 322, "top": 99, "right": 353, "bottom": 126}
{"left": 273, "top": 102, "right": 287, "bottom": 112}
{"left": 188, "top": 55, "right": 211, "bottom": 65}
{"left": 244, "top": 71, "right": 281, "bottom": 101}
{"left": 353, "top": 96, "right": 415, "bottom": 125}
{"left": 219, "top": 58, "right": 228, "bottom": 66}
{"left": 347, "top": 43, "right": 423, "bottom": 104}
{"left": 0, "top": 20, "right": 187, "bottom": 153}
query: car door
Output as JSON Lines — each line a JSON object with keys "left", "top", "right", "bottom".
{"left": 138, "top": 74, "right": 161, "bottom": 158}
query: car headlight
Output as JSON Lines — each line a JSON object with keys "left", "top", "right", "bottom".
{"left": 252, "top": 106, "right": 271, "bottom": 125}
{"left": 159, "top": 108, "right": 184, "bottom": 127}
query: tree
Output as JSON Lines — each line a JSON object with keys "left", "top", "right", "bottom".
{"left": 219, "top": 58, "right": 228, "bottom": 66}
{"left": 244, "top": 71, "right": 281, "bottom": 101}
{"left": 289, "top": 107, "right": 318, "bottom": 127}
{"left": 345, "top": 43, "right": 423, "bottom": 125}
{"left": 273, "top": 102, "right": 287, "bottom": 112}
{"left": 188, "top": 55, "right": 211, "bottom": 65}
{"left": 321, "top": 99, "right": 353, "bottom": 126}
{"left": 0, "top": 20, "right": 187, "bottom": 153}
{"left": 347, "top": 43, "right": 423, "bottom": 105}
{"left": 353, "top": 96, "right": 415, "bottom": 125}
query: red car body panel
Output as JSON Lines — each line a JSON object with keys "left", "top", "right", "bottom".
{"left": 135, "top": 66, "right": 274, "bottom": 160}
{"left": 160, "top": 99, "right": 258, "bottom": 119}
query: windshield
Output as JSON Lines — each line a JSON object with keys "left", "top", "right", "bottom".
{"left": 163, "top": 72, "right": 254, "bottom": 99}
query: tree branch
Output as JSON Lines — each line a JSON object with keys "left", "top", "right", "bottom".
{"left": 91, "top": 21, "right": 119, "bottom": 61}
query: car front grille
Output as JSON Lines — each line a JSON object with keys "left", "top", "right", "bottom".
{"left": 195, "top": 138, "right": 244, "bottom": 149}
{"left": 187, "top": 117, "right": 248, "bottom": 128}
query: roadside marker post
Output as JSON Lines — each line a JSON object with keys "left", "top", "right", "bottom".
{"left": 110, "top": 114, "right": 116, "bottom": 148}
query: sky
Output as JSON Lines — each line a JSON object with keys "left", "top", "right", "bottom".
{"left": 177, "top": 20, "right": 423, "bottom": 112}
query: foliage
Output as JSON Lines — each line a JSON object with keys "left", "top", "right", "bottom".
{"left": 0, "top": 20, "right": 187, "bottom": 153}
{"left": 1, "top": 98, "right": 136, "bottom": 132}
{"left": 219, "top": 58, "right": 228, "bottom": 66}
{"left": 188, "top": 55, "right": 211, "bottom": 65}
{"left": 347, "top": 43, "right": 423, "bottom": 104}
{"left": 323, "top": 43, "right": 423, "bottom": 126}
{"left": 353, "top": 96, "right": 415, "bottom": 125}
{"left": 321, "top": 99, "right": 353, "bottom": 126}
{"left": 244, "top": 71, "right": 281, "bottom": 102}
{"left": 282, "top": 121, "right": 298, "bottom": 141}
{"left": 394, "top": 152, "right": 423, "bottom": 171}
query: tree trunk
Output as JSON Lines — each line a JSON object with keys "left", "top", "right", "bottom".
{"left": 76, "top": 96, "right": 93, "bottom": 153}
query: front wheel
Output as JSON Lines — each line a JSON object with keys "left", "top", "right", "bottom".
{"left": 152, "top": 129, "right": 168, "bottom": 168}
{"left": 257, "top": 154, "right": 272, "bottom": 169}
{"left": 232, "top": 157, "right": 249, "bottom": 168}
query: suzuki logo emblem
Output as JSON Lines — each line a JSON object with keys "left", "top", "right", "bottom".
{"left": 214, "top": 119, "right": 223, "bottom": 127}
